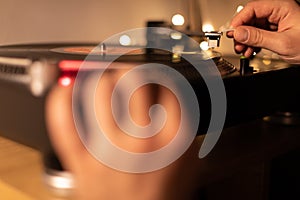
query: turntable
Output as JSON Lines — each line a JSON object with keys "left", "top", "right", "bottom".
{"left": 0, "top": 27, "right": 300, "bottom": 148}
{"left": 0, "top": 25, "right": 300, "bottom": 196}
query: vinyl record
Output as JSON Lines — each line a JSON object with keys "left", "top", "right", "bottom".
{"left": 0, "top": 43, "right": 236, "bottom": 83}
{"left": 51, "top": 45, "right": 145, "bottom": 56}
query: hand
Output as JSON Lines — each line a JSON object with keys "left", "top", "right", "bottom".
{"left": 45, "top": 66, "right": 201, "bottom": 200}
{"left": 227, "top": 0, "right": 300, "bottom": 64}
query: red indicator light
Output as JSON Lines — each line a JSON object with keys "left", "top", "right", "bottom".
{"left": 59, "top": 76, "right": 73, "bottom": 87}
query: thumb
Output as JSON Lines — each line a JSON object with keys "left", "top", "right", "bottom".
{"left": 234, "top": 26, "right": 283, "bottom": 53}
{"left": 45, "top": 84, "right": 85, "bottom": 170}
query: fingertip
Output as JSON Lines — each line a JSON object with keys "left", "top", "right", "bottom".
{"left": 226, "top": 30, "right": 234, "bottom": 38}
{"left": 234, "top": 43, "right": 247, "bottom": 54}
{"left": 243, "top": 47, "right": 255, "bottom": 58}
{"left": 233, "top": 27, "right": 249, "bottom": 43}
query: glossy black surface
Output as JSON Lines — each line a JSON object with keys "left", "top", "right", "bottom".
{"left": 0, "top": 44, "right": 300, "bottom": 151}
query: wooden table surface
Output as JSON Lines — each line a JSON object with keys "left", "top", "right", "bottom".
{"left": 1, "top": 118, "right": 300, "bottom": 200}
{"left": 0, "top": 136, "right": 72, "bottom": 200}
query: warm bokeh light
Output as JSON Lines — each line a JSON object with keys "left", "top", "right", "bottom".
{"left": 262, "top": 55, "right": 272, "bottom": 65}
{"left": 236, "top": 5, "right": 244, "bottom": 13}
{"left": 202, "top": 24, "right": 214, "bottom": 32}
{"left": 119, "top": 34, "right": 131, "bottom": 46}
{"left": 171, "top": 14, "right": 185, "bottom": 26}
{"left": 200, "top": 41, "right": 209, "bottom": 51}
{"left": 170, "top": 32, "right": 182, "bottom": 40}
